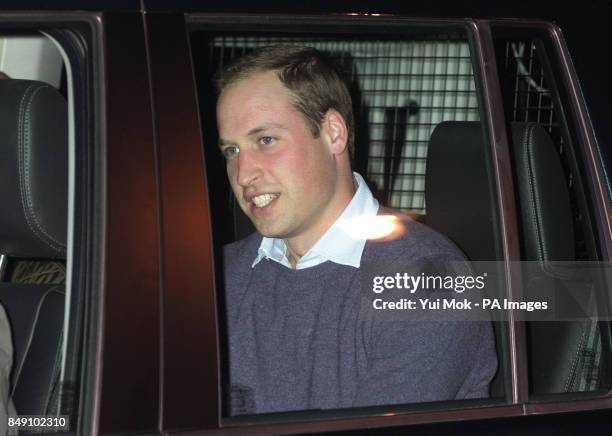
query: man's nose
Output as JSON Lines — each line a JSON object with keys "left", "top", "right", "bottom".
{"left": 236, "top": 149, "right": 263, "bottom": 187}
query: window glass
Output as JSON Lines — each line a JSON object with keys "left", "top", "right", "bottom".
{"left": 190, "top": 23, "right": 510, "bottom": 421}
{"left": 0, "top": 30, "right": 82, "bottom": 434}
{"left": 492, "top": 26, "right": 612, "bottom": 397}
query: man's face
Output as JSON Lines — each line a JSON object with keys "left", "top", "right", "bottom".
{"left": 216, "top": 71, "right": 344, "bottom": 246}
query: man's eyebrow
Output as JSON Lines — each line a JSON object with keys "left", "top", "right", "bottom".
{"left": 218, "top": 123, "right": 286, "bottom": 148}
{"left": 246, "top": 123, "right": 285, "bottom": 136}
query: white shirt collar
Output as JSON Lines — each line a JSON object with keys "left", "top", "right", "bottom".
{"left": 252, "top": 172, "right": 379, "bottom": 270}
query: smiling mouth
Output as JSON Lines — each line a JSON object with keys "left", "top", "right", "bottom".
{"left": 251, "top": 193, "right": 279, "bottom": 208}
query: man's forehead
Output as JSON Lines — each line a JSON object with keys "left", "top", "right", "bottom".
{"left": 217, "top": 99, "right": 285, "bottom": 133}
{"left": 218, "top": 77, "right": 282, "bottom": 117}
{"left": 216, "top": 73, "right": 299, "bottom": 134}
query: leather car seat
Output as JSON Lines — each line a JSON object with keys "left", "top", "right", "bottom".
{"left": 0, "top": 79, "right": 68, "bottom": 415}
{"left": 509, "top": 122, "right": 601, "bottom": 394}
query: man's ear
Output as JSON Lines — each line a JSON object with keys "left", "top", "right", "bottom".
{"left": 321, "top": 108, "right": 348, "bottom": 155}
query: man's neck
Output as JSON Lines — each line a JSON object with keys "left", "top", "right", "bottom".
{"left": 283, "top": 176, "right": 358, "bottom": 270}
{"left": 285, "top": 246, "right": 299, "bottom": 269}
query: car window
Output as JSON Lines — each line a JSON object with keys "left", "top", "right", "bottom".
{"left": 189, "top": 19, "right": 511, "bottom": 423}
{"left": 0, "top": 25, "right": 95, "bottom": 435}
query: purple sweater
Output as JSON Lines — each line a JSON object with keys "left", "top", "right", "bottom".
{"left": 223, "top": 215, "right": 497, "bottom": 415}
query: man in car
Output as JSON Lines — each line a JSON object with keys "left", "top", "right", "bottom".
{"left": 216, "top": 45, "right": 497, "bottom": 415}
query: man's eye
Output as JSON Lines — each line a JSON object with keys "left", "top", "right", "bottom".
{"left": 259, "top": 136, "right": 274, "bottom": 145}
{"left": 221, "top": 146, "right": 239, "bottom": 159}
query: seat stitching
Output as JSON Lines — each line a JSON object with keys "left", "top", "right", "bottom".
{"left": 17, "top": 84, "right": 41, "bottom": 250}
{"left": 564, "top": 319, "right": 589, "bottom": 392}
{"left": 17, "top": 83, "right": 63, "bottom": 252}
{"left": 523, "top": 123, "right": 547, "bottom": 262}
{"left": 23, "top": 85, "right": 65, "bottom": 249}
{"left": 589, "top": 325, "right": 602, "bottom": 390}
{"left": 18, "top": 83, "right": 64, "bottom": 252}
{"left": 10, "top": 286, "right": 65, "bottom": 396}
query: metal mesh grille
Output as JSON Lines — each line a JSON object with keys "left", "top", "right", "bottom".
{"left": 209, "top": 35, "right": 479, "bottom": 213}
{"left": 504, "top": 41, "right": 564, "bottom": 147}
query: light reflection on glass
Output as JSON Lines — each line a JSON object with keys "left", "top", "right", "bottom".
{"left": 338, "top": 215, "right": 405, "bottom": 241}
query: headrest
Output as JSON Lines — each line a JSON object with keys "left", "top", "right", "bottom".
{"left": 510, "top": 122, "right": 575, "bottom": 262}
{"left": 0, "top": 79, "right": 68, "bottom": 259}
{"left": 425, "top": 121, "right": 502, "bottom": 261}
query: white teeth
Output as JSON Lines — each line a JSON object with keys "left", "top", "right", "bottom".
{"left": 251, "top": 193, "right": 278, "bottom": 208}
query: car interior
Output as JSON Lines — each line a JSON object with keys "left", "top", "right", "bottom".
{"left": 0, "top": 77, "right": 67, "bottom": 416}
{"left": 0, "top": 33, "right": 74, "bottom": 421}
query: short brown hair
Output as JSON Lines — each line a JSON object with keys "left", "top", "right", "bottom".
{"left": 214, "top": 45, "right": 355, "bottom": 154}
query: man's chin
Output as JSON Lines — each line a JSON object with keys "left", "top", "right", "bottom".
{"left": 252, "top": 222, "right": 288, "bottom": 239}
{"left": 256, "top": 228, "right": 283, "bottom": 239}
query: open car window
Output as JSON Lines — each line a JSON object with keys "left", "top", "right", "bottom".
{"left": 188, "top": 19, "right": 511, "bottom": 423}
